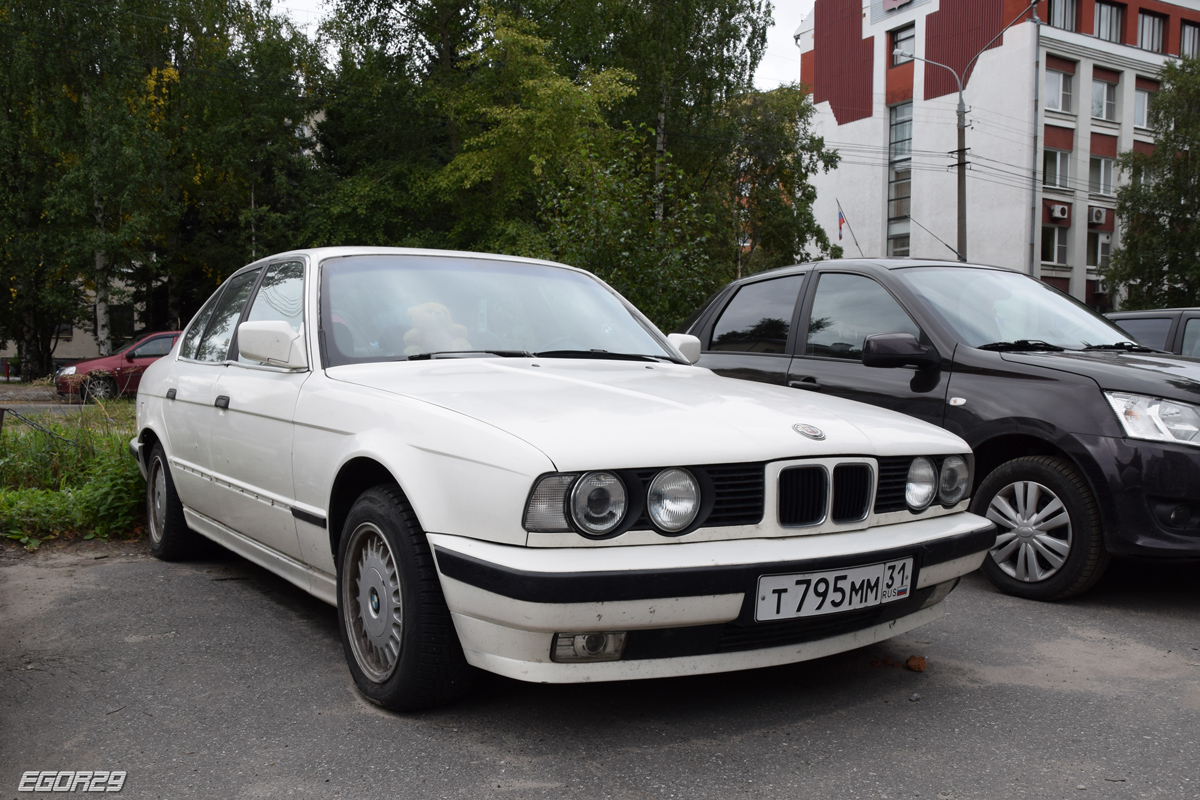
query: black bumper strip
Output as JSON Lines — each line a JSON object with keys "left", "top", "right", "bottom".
{"left": 291, "top": 507, "right": 327, "bottom": 529}
{"left": 434, "top": 522, "right": 996, "bottom": 605}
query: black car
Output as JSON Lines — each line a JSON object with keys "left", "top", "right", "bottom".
{"left": 1106, "top": 307, "right": 1200, "bottom": 357}
{"left": 682, "top": 259, "right": 1200, "bottom": 600}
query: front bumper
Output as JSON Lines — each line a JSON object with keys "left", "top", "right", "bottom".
{"left": 430, "top": 513, "right": 995, "bottom": 683}
{"left": 1067, "top": 433, "right": 1200, "bottom": 557}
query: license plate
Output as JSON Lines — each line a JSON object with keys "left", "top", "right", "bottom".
{"left": 755, "top": 558, "right": 914, "bottom": 622}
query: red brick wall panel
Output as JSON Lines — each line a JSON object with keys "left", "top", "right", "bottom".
{"left": 887, "top": 59, "right": 915, "bottom": 105}
{"left": 812, "top": 0, "right": 875, "bottom": 124}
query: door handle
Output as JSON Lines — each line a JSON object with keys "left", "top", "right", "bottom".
{"left": 214, "top": 395, "right": 230, "bottom": 410}
{"left": 165, "top": 388, "right": 176, "bottom": 400}
{"left": 789, "top": 377, "right": 821, "bottom": 391}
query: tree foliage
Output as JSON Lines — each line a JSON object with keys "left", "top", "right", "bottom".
{"left": 1111, "top": 57, "right": 1200, "bottom": 309}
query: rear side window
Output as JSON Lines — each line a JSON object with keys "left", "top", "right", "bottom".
{"left": 1113, "top": 317, "right": 1172, "bottom": 351}
{"left": 195, "top": 269, "right": 262, "bottom": 363}
{"left": 708, "top": 276, "right": 804, "bottom": 354}
{"left": 805, "top": 273, "right": 919, "bottom": 360}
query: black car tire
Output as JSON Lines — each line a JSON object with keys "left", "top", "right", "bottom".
{"left": 146, "top": 443, "right": 198, "bottom": 561}
{"left": 973, "top": 455, "right": 1109, "bottom": 601}
{"left": 336, "top": 485, "right": 475, "bottom": 711}
{"left": 83, "top": 376, "right": 117, "bottom": 403}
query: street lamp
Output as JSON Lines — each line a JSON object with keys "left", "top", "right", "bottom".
{"left": 892, "top": 0, "right": 1039, "bottom": 263}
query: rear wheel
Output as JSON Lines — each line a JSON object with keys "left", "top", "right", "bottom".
{"left": 337, "top": 485, "right": 474, "bottom": 711}
{"left": 146, "top": 443, "right": 197, "bottom": 560}
{"left": 972, "top": 456, "right": 1109, "bottom": 601}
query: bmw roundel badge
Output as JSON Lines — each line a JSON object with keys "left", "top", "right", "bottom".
{"left": 792, "top": 423, "right": 826, "bottom": 440}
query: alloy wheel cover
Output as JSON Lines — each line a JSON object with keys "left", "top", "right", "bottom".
{"left": 985, "top": 479, "right": 1073, "bottom": 583}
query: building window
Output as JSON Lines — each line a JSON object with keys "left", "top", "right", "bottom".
{"left": 1090, "top": 156, "right": 1114, "bottom": 195}
{"left": 1134, "top": 88, "right": 1152, "bottom": 127}
{"left": 1042, "top": 225, "right": 1069, "bottom": 264}
{"left": 1138, "top": 12, "right": 1165, "bottom": 53}
{"left": 891, "top": 25, "right": 915, "bottom": 66}
{"left": 1183, "top": 22, "right": 1200, "bottom": 58}
{"left": 1094, "top": 2, "right": 1124, "bottom": 43}
{"left": 1044, "top": 149, "right": 1071, "bottom": 189}
{"left": 888, "top": 103, "right": 912, "bottom": 257}
{"left": 1049, "top": 0, "right": 1077, "bottom": 32}
{"left": 54, "top": 320, "right": 72, "bottom": 341}
{"left": 1092, "top": 80, "right": 1117, "bottom": 121}
{"left": 1087, "top": 232, "right": 1112, "bottom": 268}
{"left": 1046, "top": 70, "right": 1073, "bottom": 112}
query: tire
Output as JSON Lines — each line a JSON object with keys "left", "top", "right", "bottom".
{"left": 146, "top": 443, "right": 197, "bottom": 561}
{"left": 336, "top": 485, "right": 475, "bottom": 711}
{"left": 972, "top": 456, "right": 1109, "bottom": 601}
{"left": 83, "top": 377, "right": 117, "bottom": 403}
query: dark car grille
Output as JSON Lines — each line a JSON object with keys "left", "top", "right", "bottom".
{"left": 832, "top": 464, "right": 873, "bottom": 523}
{"left": 874, "top": 456, "right": 914, "bottom": 513}
{"left": 779, "top": 466, "right": 828, "bottom": 526}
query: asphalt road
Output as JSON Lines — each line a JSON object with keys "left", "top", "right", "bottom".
{"left": 2, "top": 539, "right": 1197, "bottom": 800}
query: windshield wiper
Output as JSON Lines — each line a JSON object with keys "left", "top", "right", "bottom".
{"left": 407, "top": 350, "right": 534, "bottom": 360}
{"left": 532, "top": 349, "right": 672, "bottom": 362}
{"left": 977, "top": 340, "right": 1066, "bottom": 352}
{"left": 1081, "top": 341, "right": 1156, "bottom": 352}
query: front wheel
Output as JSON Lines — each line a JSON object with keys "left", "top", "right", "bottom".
{"left": 83, "top": 376, "right": 117, "bottom": 402}
{"left": 972, "top": 456, "right": 1109, "bottom": 601}
{"left": 336, "top": 486, "right": 474, "bottom": 711}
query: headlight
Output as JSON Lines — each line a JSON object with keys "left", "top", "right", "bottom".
{"left": 569, "top": 471, "right": 628, "bottom": 536}
{"left": 1106, "top": 392, "right": 1200, "bottom": 446}
{"left": 905, "top": 457, "right": 937, "bottom": 511}
{"left": 647, "top": 468, "right": 700, "bottom": 533}
{"left": 937, "top": 455, "right": 971, "bottom": 506}
{"left": 59, "top": 366, "right": 76, "bottom": 376}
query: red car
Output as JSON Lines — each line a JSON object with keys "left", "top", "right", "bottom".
{"left": 55, "top": 331, "right": 181, "bottom": 401}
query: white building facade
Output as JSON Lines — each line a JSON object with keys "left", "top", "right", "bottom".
{"left": 798, "top": 0, "right": 1196, "bottom": 309}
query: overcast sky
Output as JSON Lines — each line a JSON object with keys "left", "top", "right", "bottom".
{"left": 272, "top": 0, "right": 815, "bottom": 90}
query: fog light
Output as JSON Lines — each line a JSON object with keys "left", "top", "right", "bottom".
{"left": 1169, "top": 504, "right": 1191, "bottom": 526}
{"left": 551, "top": 631, "right": 627, "bottom": 662}
{"left": 920, "top": 578, "right": 959, "bottom": 609}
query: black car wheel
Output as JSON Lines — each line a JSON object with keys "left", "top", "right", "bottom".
{"left": 972, "top": 456, "right": 1109, "bottom": 601}
{"left": 146, "top": 443, "right": 198, "bottom": 560}
{"left": 336, "top": 485, "right": 474, "bottom": 711}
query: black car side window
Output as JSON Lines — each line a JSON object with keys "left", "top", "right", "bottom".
{"left": 130, "top": 336, "right": 174, "bottom": 359}
{"left": 194, "top": 269, "right": 262, "bottom": 363}
{"left": 1115, "top": 317, "right": 1172, "bottom": 351}
{"left": 805, "top": 273, "right": 919, "bottom": 360}
{"left": 708, "top": 276, "right": 804, "bottom": 354}
{"left": 1182, "top": 319, "right": 1200, "bottom": 357}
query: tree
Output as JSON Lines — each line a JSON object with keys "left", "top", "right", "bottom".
{"left": 1110, "top": 57, "right": 1200, "bottom": 308}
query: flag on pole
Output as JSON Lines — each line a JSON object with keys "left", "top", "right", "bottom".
{"left": 838, "top": 209, "right": 845, "bottom": 240}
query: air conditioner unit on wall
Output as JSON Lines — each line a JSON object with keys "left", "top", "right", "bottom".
{"left": 1050, "top": 204, "right": 1069, "bottom": 219}
{"left": 1090, "top": 207, "right": 1107, "bottom": 225}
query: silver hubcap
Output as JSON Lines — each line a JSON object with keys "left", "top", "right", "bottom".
{"left": 986, "top": 480, "right": 1072, "bottom": 583}
{"left": 149, "top": 459, "right": 166, "bottom": 544}
{"left": 343, "top": 523, "right": 403, "bottom": 683}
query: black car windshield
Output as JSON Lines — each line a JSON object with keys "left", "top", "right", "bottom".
{"left": 319, "top": 254, "right": 675, "bottom": 366}
{"left": 897, "top": 267, "right": 1132, "bottom": 350}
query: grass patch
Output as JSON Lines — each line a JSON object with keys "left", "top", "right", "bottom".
{"left": 0, "top": 401, "right": 144, "bottom": 549}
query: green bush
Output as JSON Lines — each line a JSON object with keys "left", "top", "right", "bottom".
{"left": 0, "top": 401, "right": 143, "bottom": 549}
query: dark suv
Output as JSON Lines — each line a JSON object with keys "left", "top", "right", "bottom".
{"left": 682, "top": 259, "right": 1200, "bottom": 600}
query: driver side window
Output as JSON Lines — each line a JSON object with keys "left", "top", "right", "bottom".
{"left": 805, "top": 273, "right": 920, "bottom": 360}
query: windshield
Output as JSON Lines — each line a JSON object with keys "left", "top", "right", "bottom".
{"left": 319, "top": 254, "right": 675, "bottom": 366}
{"left": 897, "top": 267, "right": 1132, "bottom": 350}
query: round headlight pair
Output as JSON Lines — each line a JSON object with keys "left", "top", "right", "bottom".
{"left": 905, "top": 455, "right": 970, "bottom": 511}
{"left": 569, "top": 468, "right": 700, "bottom": 536}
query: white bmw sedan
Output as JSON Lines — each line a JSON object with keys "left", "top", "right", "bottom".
{"left": 132, "top": 247, "right": 995, "bottom": 710}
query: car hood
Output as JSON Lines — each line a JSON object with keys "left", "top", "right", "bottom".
{"left": 326, "top": 359, "right": 968, "bottom": 471}
{"left": 999, "top": 350, "right": 1200, "bottom": 403}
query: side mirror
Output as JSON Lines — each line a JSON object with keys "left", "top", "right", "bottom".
{"left": 125, "top": 351, "right": 136, "bottom": 362}
{"left": 862, "top": 332, "right": 940, "bottom": 370}
{"left": 238, "top": 321, "right": 308, "bottom": 370}
{"left": 667, "top": 333, "right": 702, "bottom": 364}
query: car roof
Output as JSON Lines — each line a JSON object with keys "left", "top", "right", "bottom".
{"left": 742, "top": 258, "right": 1020, "bottom": 283}
{"left": 1107, "top": 308, "right": 1198, "bottom": 317}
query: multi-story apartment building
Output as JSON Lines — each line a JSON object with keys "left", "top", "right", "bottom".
{"left": 797, "top": 0, "right": 1200, "bottom": 309}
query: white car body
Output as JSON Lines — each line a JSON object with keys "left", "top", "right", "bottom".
{"left": 132, "top": 247, "right": 994, "bottom": 701}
